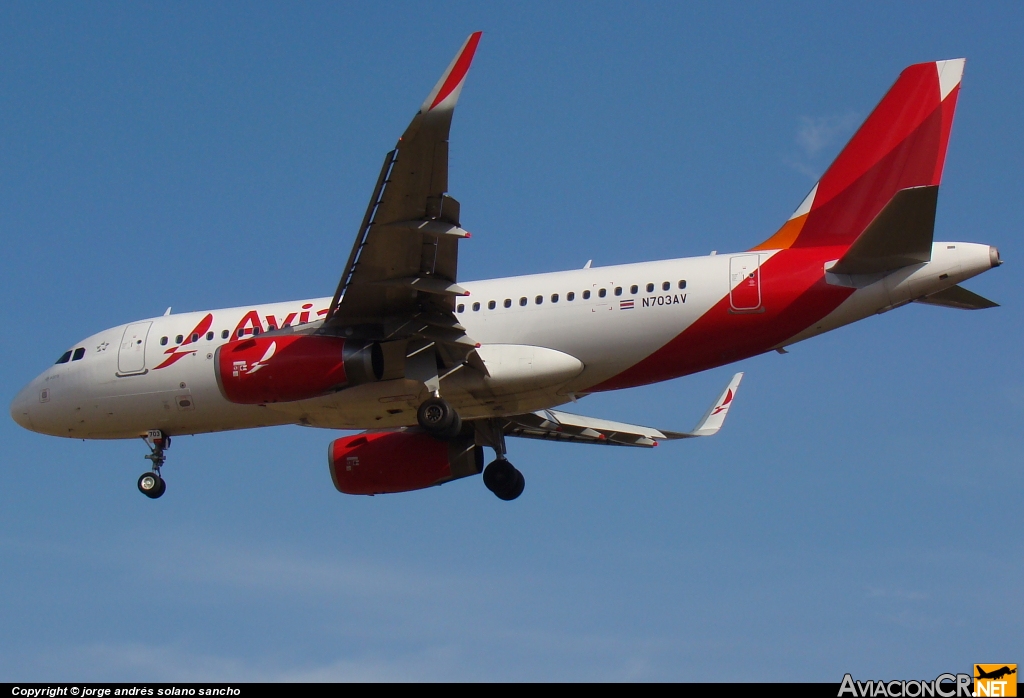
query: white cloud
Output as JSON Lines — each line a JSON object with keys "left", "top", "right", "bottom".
{"left": 786, "top": 112, "right": 860, "bottom": 179}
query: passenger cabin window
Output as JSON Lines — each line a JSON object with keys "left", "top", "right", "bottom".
{"left": 535, "top": 295, "right": 543, "bottom": 305}
{"left": 678, "top": 280, "right": 687, "bottom": 289}
{"left": 160, "top": 336, "right": 168, "bottom": 346}
{"left": 55, "top": 350, "right": 72, "bottom": 364}
{"left": 206, "top": 332, "right": 214, "bottom": 341}
{"left": 237, "top": 329, "right": 245, "bottom": 338}
{"left": 647, "top": 283, "right": 655, "bottom": 293}
{"left": 614, "top": 287, "right": 622, "bottom": 296}
{"left": 520, "top": 297, "right": 527, "bottom": 306}
{"left": 598, "top": 289, "right": 606, "bottom": 298}
{"left": 221, "top": 330, "right": 229, "bottom": 339}
{"left": 504, "top": 299, "right": 512, "bottom": 308}
{"left": 72, "top": 348, "right": 85, "bottom": 361}
{"left": 630, "top": 285, "right": 638, "bottom": 294}
{"left": 191, "top": 333, "right": 199, "bottom": 343}
{"left": 567, "top": 292, "right": 575, "bottom": 301}
{"left": 488, "top": 300, "right": 496, "bottom": 310}
{"left": 551, "top": 293, "right": 559, "bottom": 303}
{"left": 176, "top": 335, "right": 183, "bottom": 344}
{"left": 583, "top": 290, "right": 591, "bottom": 299}
{"left": 457, "top": 304, "right": 465, "bottom": 313}
{"left": 662, "top": 281, "right": 670, "bottom": 291}
{"left": 252, "top": 327, "right": 260, "bottom": 335}
{"left": 472, "top": 302, "right": 480, "bottom": 311}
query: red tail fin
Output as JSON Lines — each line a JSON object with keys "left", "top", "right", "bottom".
{"left": 753, "top": 59, "right": 964, "bottom": 251}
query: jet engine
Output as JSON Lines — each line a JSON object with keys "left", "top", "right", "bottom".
{"left": 215, "top": 335, "right": 382, "bottom": 404}
{"left": 329, "top": 430, "right": 483, "bottom": 495}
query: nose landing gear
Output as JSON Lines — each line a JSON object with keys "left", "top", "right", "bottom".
{"left": 138, "top": 429, "right": 169, "bottom": 499}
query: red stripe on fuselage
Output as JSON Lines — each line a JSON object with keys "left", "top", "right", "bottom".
{"left": 588, "top": 247, "right": 854, "bottom": 392}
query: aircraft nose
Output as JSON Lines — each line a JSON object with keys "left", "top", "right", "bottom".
{"left": 10, "top": 384, "right": 35, "bottom": 432}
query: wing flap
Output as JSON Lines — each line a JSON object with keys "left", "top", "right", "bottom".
{"left": 502, "top": 373, "right": 744, "bottom": 448}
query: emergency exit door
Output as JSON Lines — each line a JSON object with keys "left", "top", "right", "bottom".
{"left": 729, "top": 255, "right": 761, "bottom": 311}
{"left": 118, "top": 321, "right": 152, "bottom": 375}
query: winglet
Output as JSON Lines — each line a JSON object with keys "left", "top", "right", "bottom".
{"left": 685, "top": 372, "right": 744, "bottom": 437}
{"left": 420, "top": 32, "right": 482, "bottom": 114}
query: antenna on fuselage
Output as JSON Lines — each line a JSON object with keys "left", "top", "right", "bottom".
{"left": 583, "top": 260, "right": 593, "bottom": 269}
{"left": 164, "top": 307, "right": 172, "bottom": 316}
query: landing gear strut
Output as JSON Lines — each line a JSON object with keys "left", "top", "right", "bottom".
{"left": 138, "top": 429, "right": 169, "bottom": 499}
{"left": 476, "top": 420, "right": 525, "bottom": 501}
{"left": 417, "top": 396, "right": 463, "bottom": 440}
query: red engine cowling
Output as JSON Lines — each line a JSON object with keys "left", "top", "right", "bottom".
{"left": 329, "top": 431, "right": 484, "bottom": 495}
{"left": 216, "top": 334, "right": 382, "bottom": 404}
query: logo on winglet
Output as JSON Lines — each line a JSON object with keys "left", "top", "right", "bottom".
{"left": 711, "top": 389, "right": 734, "bottom": 415}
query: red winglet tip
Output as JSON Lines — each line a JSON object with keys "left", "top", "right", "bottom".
{"left": 428, "top": 32, "right": 483, "bottom": 111}
{"left": 598, "top": 434, "right": 606, "bottom": 441}
{"left": 465, "top": 232, "right": 472, "bottom": 238}
{"left": 653, "top": 441, "right": 659, "bottom": 447}
{"left": 475, "top": 343, "right": 481, "bottom": 348}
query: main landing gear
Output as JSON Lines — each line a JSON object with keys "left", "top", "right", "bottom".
{"left": 138, "top": 429, "right": 169, "bottom": 499}
{"left": 416, "top": 397, "right": 525, "bottom": 501}
{"left": 476, "top": 419, "right": 525, "bottom": 501}
{"left": 417, "top": 396, "right": 463, "bottom": 440}
{"left": 483, "top": 458, "right": 525, "bottom": 501}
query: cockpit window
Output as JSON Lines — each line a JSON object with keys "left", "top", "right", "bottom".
{"left": 55, "top": 350, "right": 72, "bottom": 364}
{"left": 72, "top": 348, "right": 85, "bottom": 361}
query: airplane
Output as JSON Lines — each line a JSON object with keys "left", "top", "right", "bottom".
{"left": 9, "top": 33, "right": 1002, "bottom": 502}
{"left": 975, "top": 666, "right": 1016, "bottom": 681}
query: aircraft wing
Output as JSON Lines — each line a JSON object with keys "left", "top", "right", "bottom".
{"left": 323, "top": 32, "right": 482, "bottom": 351}
{"left": 503, "top": 373, "right": 744, "bottom": 447}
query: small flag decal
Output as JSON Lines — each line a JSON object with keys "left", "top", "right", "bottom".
{"left": 619, "top": 300, "right": 634, "bottom": 310}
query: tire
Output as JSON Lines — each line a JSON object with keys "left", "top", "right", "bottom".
{"left": 483, "top": 460, "right": 524, "bottom": 500}
{"left": 138, "top": 472, "right": 165, "bottom": 499}
{"left": 435, "top": 411, "right": 463, "bottom": 440}
{"left": 417, "top": 397, "right": 458, "bottom": 438}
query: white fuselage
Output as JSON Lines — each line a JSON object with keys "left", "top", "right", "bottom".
{"left": 10, "top": 242, "right": 997, "bottom": 440}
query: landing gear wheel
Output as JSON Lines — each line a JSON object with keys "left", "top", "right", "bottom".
{"left": 417, "top": 397, "right": 462, "bottom": 440}
{"left": 483, "top": 459, "right": 525, "bottom": 501}
{"left": 138, "top": 472, "right": 166, "bottom": 499}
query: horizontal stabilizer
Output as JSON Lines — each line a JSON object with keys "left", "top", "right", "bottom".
{"left": 503, "top": 373, "right": 743, "bottom": 447}
{"left": 829, "top": 186, "right": 938, "bottom": 275}
{"left": 914, "top": 284, "right": 999, "bottom": 310}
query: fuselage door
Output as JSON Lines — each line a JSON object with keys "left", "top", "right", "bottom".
{"left": 729, "top": 255, "right": 762, "bottom": 311}
{"left": 118, "top": 321, "right": 152, "bottom": 375}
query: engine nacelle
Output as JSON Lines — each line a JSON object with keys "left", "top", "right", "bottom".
{"left": 329, "top": 431, "right": 483, "bottom": 495}
{"left": 216, "top": 334, "right": 382, "bottom": 404}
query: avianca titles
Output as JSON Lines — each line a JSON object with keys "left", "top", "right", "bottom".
{"left": 9, "top": 34, "right": 1001, "bottom": 502}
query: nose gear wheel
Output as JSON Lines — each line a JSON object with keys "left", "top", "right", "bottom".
{"left": 138, "top": 472, "right": 166, "bottom": 498}
{"left": 138, "top": 430, "right": 170, "bottom": 500}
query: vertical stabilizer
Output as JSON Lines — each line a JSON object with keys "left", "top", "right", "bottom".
{"left": 753, "top": 59, "right": 964, "bottom": 252}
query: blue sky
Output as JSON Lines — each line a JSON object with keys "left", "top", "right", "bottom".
{"left": 1, "top": 1, "right": 1021, "bottom": 681}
